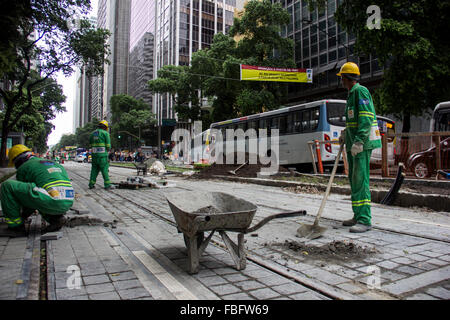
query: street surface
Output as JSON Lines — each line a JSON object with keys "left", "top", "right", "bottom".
{"left": 1, "top": 161, "right": 449, "bottom": 301}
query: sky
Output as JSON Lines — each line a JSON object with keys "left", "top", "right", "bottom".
{"left": 47, "top": 0, "right": 99, "bottom": 147}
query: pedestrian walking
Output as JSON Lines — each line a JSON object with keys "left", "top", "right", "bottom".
{"left": 337, "top": 62, "right": 382, "bottom": 233}
{"left": 88, "top": 120, "right": 114, "bottom": 189}
{"left": 0, "top": 144, "right": 74, "bottom": 237}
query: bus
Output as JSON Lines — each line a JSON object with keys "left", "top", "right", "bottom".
{"left": 430, "top": 101, "right": 450, "bottom": 132}
{"left": 209, "top": 99, "right": 347, "bottom": 168}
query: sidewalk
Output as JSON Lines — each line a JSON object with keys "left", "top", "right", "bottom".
{"left": 0, "top": 163, "right": 449, "bottom": 300}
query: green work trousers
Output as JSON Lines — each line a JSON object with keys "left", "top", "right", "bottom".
{"left": 0, "top": 180, "right": 73, "bottom": 227}
{"left": 347, "top": 149, "right": 372, "bottom": 226}
{"left": 89, "top": 156, "right": 111, "bottom": 188}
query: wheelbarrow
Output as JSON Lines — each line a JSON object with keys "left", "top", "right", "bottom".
{"left": 166, "top": 191, "right": 306, "bottom": 274}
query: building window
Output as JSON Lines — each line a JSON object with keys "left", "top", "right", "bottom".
{"left": 320, "top": 53, "right": 327, "bottom": 66}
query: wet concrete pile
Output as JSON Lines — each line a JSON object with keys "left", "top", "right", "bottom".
{"left": 270, "top": 240, "right": 379, "bottom": 261}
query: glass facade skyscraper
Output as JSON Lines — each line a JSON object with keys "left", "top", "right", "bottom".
{"left": 274, "top": 0, "right": 383, "bottom": 102}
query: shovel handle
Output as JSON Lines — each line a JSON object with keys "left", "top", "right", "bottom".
{"left": 313, "top": 143, "right": 343, "bottom": 226}
{"left": 245, "top": 210, "right": 306, "bottom": 234}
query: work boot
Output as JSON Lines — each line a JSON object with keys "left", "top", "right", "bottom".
{"left": 349, "top": 223, "right": 372, "bottom": 233}
{"left": 0, "top": 224, "right": 27, "bottom": 238}
{"left": 88, "top": 185, "right": 95, "bottom": 189}
{"left": 104, "top": 184, "right": 116, "bottom": 190}
{"left": 42, "top": 215, "right": 67, "bottom": 234}
{"left": 342, "top": 218, "right": 357, "bottom": 226}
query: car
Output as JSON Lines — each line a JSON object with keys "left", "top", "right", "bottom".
{"left": 406, "top": 137, "right": 450, "bottom": 178}
{"left": 75, "top": 153, "right": 87, "bottom": 163}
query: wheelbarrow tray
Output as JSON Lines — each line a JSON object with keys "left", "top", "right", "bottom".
{"left": 165, "top": 191, "right": 306, "bottom": 274}
{"left": 166, "top": 191, "right": 258, "bottom": 237}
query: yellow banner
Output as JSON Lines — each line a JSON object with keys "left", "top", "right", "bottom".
{"left": 240, "top": 64, "right": 313, "bottom": 83}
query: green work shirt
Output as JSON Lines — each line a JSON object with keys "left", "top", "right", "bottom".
{"left": 16, "top": 157, "right": 72, "bottom": 191}
{"left": 345, "top": 83, "right": 382, "bottom": 150}
{"left": 89, "top": 128, "right": 111, "bottom": 158}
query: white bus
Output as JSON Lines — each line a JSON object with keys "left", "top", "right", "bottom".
{"left": 430, "top": 101, "right": 450, "bottom": 132}
{"left": 209, "top": 99, "right": 347, "bottom": 168}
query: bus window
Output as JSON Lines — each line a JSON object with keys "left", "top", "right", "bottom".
{"left": 311, "top": 108, "right": 320, "bottom": 131}
{"left": 294, "top": 112, "right": 302, "bottom": 132}
{"left": 302, "top": 110, "right": 311, "bottom": 132}
{"left": 286, "top": 113, "right": 294, "bottom": 133}
{"left": 270, "top": 117, "right": 279, "bottom": 130}
{"left": 327, "top": 102, "right": 346, "bottom": 127}
{"left": 279, "top": 116, "right": 287, "bottom": 135}
{"left": 259, "top": 119, "right": 266, "bottom": 131}
{"left": 437, "top": 111, "right": 450, "bottom": 132}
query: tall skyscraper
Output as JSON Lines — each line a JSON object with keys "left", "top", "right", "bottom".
{"left": 153, "top": 0, "right": 243, "bottom": 139}
{"left": 273, "top": 0, "right": 383, "bottom": 103}
{"left": 94, "top": 0, "right": 131, "bottom": 122}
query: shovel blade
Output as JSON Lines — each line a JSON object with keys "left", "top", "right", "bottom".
{"left": 296, "top": 224, "right": 327, "bottom": 240}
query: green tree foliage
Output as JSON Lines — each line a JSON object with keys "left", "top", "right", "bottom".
{"left": 329, "top": 0, "right": 450, "bottom": 132}
{"left": 0, "top": 0, "right": 110, "bottom": 166}
{"left": 109, "top": 95, "right": 156, "bottom": 148}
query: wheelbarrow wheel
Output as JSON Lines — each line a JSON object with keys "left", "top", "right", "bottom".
{"left": 183, "top": 232, "right": 204, "bottom": 249}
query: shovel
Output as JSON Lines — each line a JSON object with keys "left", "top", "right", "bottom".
{"left": 228, "top": 160, "right": 249, "bottom": 175}
{"left": 296, "top": 142, "right": 344, "bottom": 240}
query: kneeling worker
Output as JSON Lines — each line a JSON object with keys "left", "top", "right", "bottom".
{"left": 0, "top": 144, "right": 74, "bottom": 237}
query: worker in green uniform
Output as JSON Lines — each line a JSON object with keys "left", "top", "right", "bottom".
{"left": 0, "top": 144, "right": 74, "bottom": 237}
{"left": 89, "top": 120, "right": 114, "bottom": 189}
{"left": 337, "top": 62, "right": 382, "bottom": 233}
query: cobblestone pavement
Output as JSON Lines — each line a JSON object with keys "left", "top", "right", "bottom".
{"left": 0, "top": 162, "right": 449, "bottom": 300}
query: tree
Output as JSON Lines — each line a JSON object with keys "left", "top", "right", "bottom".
{"left": 0, "top": 0, "right": 110, "bottom": 166}
{"left": 309, "top": 0, "right": 450, "bottom": 133}
{"left": 109, "top": 94, "right": 156, "bottom": 149}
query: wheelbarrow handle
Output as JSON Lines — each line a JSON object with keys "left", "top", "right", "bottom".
{"left": 244, "top": 210, "right": 306, "bottom": 234}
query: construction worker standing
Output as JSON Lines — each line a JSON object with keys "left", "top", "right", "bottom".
{"left": 89, "top": 120, "right": 114, "bottom": 189}
{"left": 337, "top": 62, "right": 382, "bottom": 233}
{"left": 0, "top": 145, "right": 74, "bottom": 237}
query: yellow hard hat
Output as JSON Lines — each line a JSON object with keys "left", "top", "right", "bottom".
{"left": 337, "top": 62, "right": 360, "bottom": 76}
{"left": 99, "top": 120, "right": 109, "bottom": 129}
{"left": 8, "top": 144, "right": 31, "bottom": 167}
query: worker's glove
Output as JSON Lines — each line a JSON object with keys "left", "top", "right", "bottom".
{"left": 351, "top": 142, "right": 364, "bottom": 157}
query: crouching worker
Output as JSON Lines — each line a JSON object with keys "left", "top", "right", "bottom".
{"left": 0, "top": 144, "right": 74, "bottom": 237}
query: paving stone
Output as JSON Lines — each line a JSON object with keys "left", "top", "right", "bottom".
{"left": 407, "top": 254, "right": 430, "bottom": 262}
{"left": 56, "top": 287, "right": 87, "bottom": 300}
{"left": 425, "top": 287, "right": 450, "bottom": 299}
{"left": 379, "top": 271, "right": 407, "bottom": 282}
{"left": 290, "top": 291, "right": 326, "bottom": 300}
{"left": 419, "top": 251, "right": 443, "bottom": 258}
{"left": 198, "top": 275, "right": 228, "bottom": 286}
{"left": 427, "top": 258, "right": 448, "bottom": 266}
{"left": 376, "top": 260, "right": 400, "bottom": 270}
{"left": 212, "top": 267, "right": 239, "bottom": 276}
{"left": 89, "top": 291, "right": 121, "bottom": 300}
{"left": 112, "top": 279, "right": 142, "bottom": 291}
{"left": 82, "top": 274, "right": 110, "bottom": 286}
{"left": 437, "top": 255, "right": 450, "bottom": 262}
{"left": 397, "top": 265, "right": 424, "bottom": 275}
{"left": 109, "top": 271, "right": 137, "bottom": 281}
{"left": 271, "top": 282, "right": 308, "bottom": 295}
{"left": 248, "top": 287, "right": 280, "bottom": 300}
{"left": 118, "top": 287, "right": 152, "bottom": 300}
{"left": 300, "top": 268, "right": 348, "bottom": 285}
{"left": 210, "top": 283, "right": 241, "bottom": 296}
{"left": 411, "top": 262, "right": 439, "bottom": 271}
{"left": 382, "top": 265, "right": 450, "bottom": 296}
{"left": 405, "top": 293, "right": 438, "bottom": 300}
{"left": 241, "top": 268, "right": 275, "bottom": 279}
{"left": 85, "top": 282, "right": 115, "bottom": 295}
{"left": 222, "top": 292, "right": 254, "bottom": 300}
{"left": 223, "top": 273, "right": 250, "bottom": 283}
{"left": 336, "top": 282, "right": 365, "bottom": 294}
{"left": 391, "top": 257, "right": 415, "bottom": 265}
{"left": 234, "top": 280, "right": 266, "bottom": 291}
{"left": 255, "top": 274, "right": 291, "bottom": 287}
